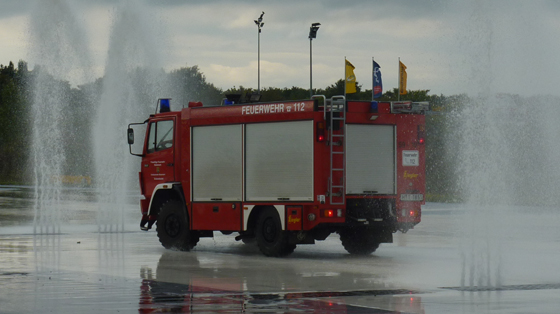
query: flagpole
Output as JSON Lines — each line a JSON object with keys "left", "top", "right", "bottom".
{"left": 372, "top": 57, "right": 374, "bottom": 101}
{"left": 398, "top": 57, "right": 400, "bottom": 101}
{"left": 344, "top": 57, "right": 347, "bottom": 97}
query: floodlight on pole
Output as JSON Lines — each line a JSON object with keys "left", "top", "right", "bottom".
{"left": 309, "top": 23, "right": 320, "bottom": 98}
{"left": 254, "top": 11, "right": 265, "bottom": 93}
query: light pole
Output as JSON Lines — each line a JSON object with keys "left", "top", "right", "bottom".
{"left": 254, "top": 11, "right": 264, "bottom": 93}
{"left": 309, "top": 23, "right": 320, "bottom": 98}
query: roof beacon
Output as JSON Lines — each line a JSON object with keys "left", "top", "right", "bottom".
{"left": 159, "top": 98, "right": 171, "bottom": 113}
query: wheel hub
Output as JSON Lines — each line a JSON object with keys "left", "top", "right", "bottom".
{"left": 262, "top": 217, "right": 277, "bottom": 242}
{"left": 165, "top": 214, "right": 181, "bottom": 238}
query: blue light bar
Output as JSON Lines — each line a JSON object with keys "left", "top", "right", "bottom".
{"left": 160, "top": 98, "right": 171, "bottom": 113}
{"left": 370, "top": 101, "right": 378, "bottom": 113}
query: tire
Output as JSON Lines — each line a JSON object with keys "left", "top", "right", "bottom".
{"left": 241, "top": 237, "right": 255, "bottom": 245}
{"left": 156, "top": 200, "right": 199, "bottom": 251}
{"left": 255, "top": 207, "right": 296, "bottom": 257}
{"left": 339, "top": 228, "right": 380, "bottom": 255}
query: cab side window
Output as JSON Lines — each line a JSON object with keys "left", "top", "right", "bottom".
{"left": 147, "top": 120, "right": 174, "bottom": 154}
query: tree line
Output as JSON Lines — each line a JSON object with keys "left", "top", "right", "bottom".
{"left": 0, "top": 61, "right": 31, "bottom": 185}
{"left": 2, "top": 59, "right": 555, "bottom": 204}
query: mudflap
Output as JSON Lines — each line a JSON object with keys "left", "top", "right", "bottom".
{"left": 339, "top": 224, "right": 394, "bottom": 244}
{"left": 288, "top": 231, "right": 315, "bottom": 245}
{"left": 140, "top": 214, "right": 156, "bottom": 231}
{"left": 378, "top": 230, "right": 393, "bottom": 243}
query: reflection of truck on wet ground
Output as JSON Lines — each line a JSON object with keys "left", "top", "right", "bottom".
{"left": 127, "top": 95, "right": 428, "bottom": 256}
{"left": 138, "top": 251, "right": 425, "bottom": 313}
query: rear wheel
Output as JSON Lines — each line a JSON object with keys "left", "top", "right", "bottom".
{"left": 241, "top": 237, "right": 255, "bottom": 244}
{"left": 156, "top": 200, "right": 199, "bottom": 251}
{"left": 255, "top": 207, "right": 295, "bottom": 257}
{"left": 339, "top": 228, "right": 380, "bottom": 255}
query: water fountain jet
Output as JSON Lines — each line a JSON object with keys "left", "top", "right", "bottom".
{"left": 449, "top": 0, "right": 560, "bottom": 290}
{"left": 29, "top": 0, "right": 93, "bottom": 234}
{"left": 93, "top": 0, "right": 167, "bottom": 233}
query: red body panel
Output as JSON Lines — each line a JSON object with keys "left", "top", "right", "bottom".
{"left": 286, "top": 206, "right": 303, "bottom": 231}
{"left": 191, "top": 202, "right": 242, "bottom": 231}
{"left": 395, "top": 114, "right": 425, "bottom": 224}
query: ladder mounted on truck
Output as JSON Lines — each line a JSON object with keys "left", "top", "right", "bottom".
{"left": 313, "top": 95, "right": 346, "bottom": 205}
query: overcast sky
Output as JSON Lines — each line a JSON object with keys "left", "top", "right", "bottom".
{"left": 1, "top": 0, "right": 559, "bottom": 97}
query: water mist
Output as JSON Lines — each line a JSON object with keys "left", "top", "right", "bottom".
{"left": 29, "top": 0, "right": 92, "bottom": 234}
{"left": 93, "top": 0, "right": 167, "bottom": 232}
{"left": 450, "top": 1, "right": 560, "bottom": 290}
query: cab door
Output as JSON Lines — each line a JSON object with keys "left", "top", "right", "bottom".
{"left": 142, "top": 118, "right": 176, "bottom": 198}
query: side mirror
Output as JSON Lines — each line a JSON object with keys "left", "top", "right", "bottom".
{"left": 127, "top": 128, "right": 134, "bottom": 145}
{"left": 128, "top": 121, "right": 147, "bottom": 157}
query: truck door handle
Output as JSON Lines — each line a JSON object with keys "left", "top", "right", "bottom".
{"left": 167, "top": 163, "right": 174, "bottom": 166}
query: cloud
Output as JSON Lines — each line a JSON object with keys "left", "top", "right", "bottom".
{"left": 207, "top": 59, "right": 302, "bottom": 89}
{"left": 0, "top": 1, "right": 32, "bottom": 19}
{"left": 0, "top": 19, "right": 28, "bottom": 67}
{"left": 2, "top": 0, "right": 559, "bottom": 97}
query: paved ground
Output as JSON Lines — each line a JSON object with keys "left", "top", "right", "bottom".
{"left": 1, "top": 186, "right": 560, "bottom": 313}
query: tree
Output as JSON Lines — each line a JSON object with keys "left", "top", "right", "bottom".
{"left": 424, "top": 94, "right": 463, "bottom": 201}
{"left": 166, "top": 65, "right": 223, "bottom": 107}
{"left": 0, "top": 61, "right": 32, "bottom": 183}
{"left": 316, "top": 79, "right": 363, "bottom": 100}
{"left": 376, "top": 88, "right": 431, "bottom": 102}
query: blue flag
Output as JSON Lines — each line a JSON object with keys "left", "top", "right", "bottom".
{"left": 373, "top": 60, "right": 383, "bottom": 99}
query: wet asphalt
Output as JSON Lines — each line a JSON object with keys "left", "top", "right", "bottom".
{"left": 1, "top": 186, "right": 560, "bottom": 313}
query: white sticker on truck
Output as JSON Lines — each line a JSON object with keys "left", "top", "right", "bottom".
{"left": 400, "top": 194, "right": 424, "bottom": 201}
{"left": 402, "top": 150, "right": 419, "bottom": 166}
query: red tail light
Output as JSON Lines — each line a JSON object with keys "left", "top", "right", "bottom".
{"left": 320, "top": 209, "right": 342, "bottom": 218}
{"left": 316, "top": 122, "right": 325, "bottom": 142}
{"left": 417, "top": 125, "right": 425, "bottom": 144}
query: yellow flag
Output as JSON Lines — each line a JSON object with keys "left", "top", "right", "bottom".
{"left": 399, "top": 61, "right": 407, "bottom": 95}
{"left": 345, "top": 59, "right": 357, "bottom": 94}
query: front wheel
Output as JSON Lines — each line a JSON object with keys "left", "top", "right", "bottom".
{"left": 255, "top": 207, "right": 295, "bottom": 257}
{"left": 156, "top": 200, "right": 199, "bottom": 251}
{"left": 339, "top": 228, "right": 380, "bottom": 255}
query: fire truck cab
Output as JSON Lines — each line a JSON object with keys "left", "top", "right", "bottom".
{"left": 128, "top": 95, "right": 428, "bottom": 257}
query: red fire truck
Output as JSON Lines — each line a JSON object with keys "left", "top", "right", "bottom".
{"left": 127, "top": 95, "right": 428, "bottom": 257}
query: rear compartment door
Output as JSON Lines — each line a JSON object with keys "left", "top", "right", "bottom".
{"left": 346, "top": 124, "right": 395, "bottom": 195}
